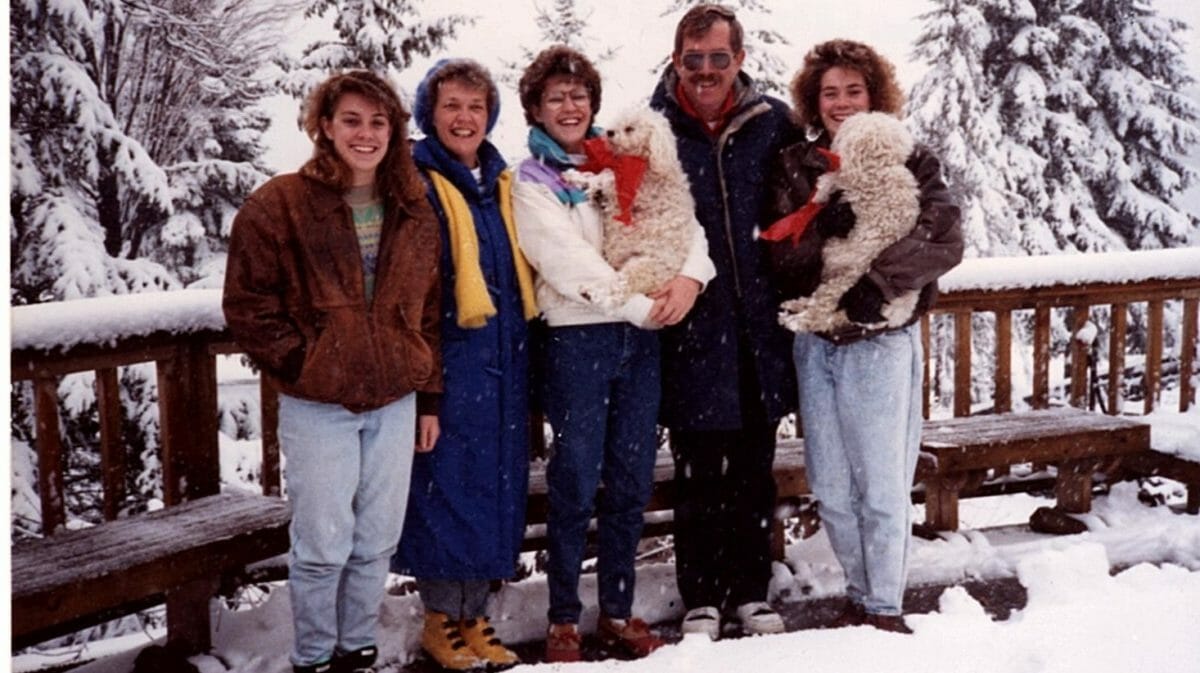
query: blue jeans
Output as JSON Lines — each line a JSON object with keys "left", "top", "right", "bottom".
{"left": 793, "top": 325, "right": 922, "bottom": 616}
{"left": 543, "top": 323, "right": 660, "bottom": 624}
{"left": 279, "top": 393, "right": 416, "bottom": 667}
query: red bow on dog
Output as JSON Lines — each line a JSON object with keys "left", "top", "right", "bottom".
{"left": 577, "top": 136, "right": 648, "bottom": 226}
{"left": 760, "top": 148, "right": 841, "bottom": 245}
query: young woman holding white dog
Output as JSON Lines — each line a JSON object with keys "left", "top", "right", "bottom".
{"left": 389, "top": 59, "right": 538, "bottom": 671}
{"left": 511, "top": 45, "right": 714, "bottom": 663}
{"left": 762, "top": 39, "right": 963, "bottom": 634}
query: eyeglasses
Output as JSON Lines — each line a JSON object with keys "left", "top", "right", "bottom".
{"left": 540, "top": 89, "right": 591, "bottom": 110}
{"left": 680, "top": 51, "right": 734, "bottom": 72}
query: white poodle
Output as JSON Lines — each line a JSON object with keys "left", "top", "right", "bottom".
{"left": 779, "top": 112, "right": 922, "bottom": 333}
{"left": 565, "top": 107, "right": 695, "bottom": 310}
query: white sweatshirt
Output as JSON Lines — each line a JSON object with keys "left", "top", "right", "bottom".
{"left": 512, "top": 170, "right": 716, "bottom": 329}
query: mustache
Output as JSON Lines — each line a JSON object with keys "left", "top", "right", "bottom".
{"left": 688, "top": 74, "right": 721, "bottom": 86}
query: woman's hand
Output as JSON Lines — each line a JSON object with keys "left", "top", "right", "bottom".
{"left": 648, "top": 275, "right": 702, "bottom": 326}
{"left": 416, "top": 414, "right": 440, "bottom": 452}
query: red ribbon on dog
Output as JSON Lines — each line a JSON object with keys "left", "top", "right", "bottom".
{"left": 760, "top": 148, "right": 841, "bottom": 245}
{"left": 577, "top": 136, "right": 648, "bottom": 226}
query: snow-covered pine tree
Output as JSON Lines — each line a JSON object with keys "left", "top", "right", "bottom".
{"left": 655, "top": 0, "right": 791, "bottom": 96}
{"left": 281, "top": 0, "right": 470, "bottom": 101}
{"left": 908, "top": 0, "right": 1200, "bottom": 255}
{"left": 498, "top": 0, "right": 619, "bottom": 87}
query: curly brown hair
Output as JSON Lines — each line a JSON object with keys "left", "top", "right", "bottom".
{"left": 302, "top": 70, "right": 425, "bottom": 209}
{"left": 517, "top": 45, "right": 602, "bottom": 127}
{"left": 673, "top": 3, "right": 743, "bottom": 55}
{"left": 789, "top": 39, "right": 904, "bottom": 130}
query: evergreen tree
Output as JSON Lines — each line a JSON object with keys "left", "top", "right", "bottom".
{"left": 281, "top": 0, "right": 470, "bottom": 101}
{"left": 656, "top": 0, "right": 791, "bottom": 96}
{"left": 907, "top": 0, "right": 1200, "bottom": 255}
{"left": 498, "top": 0, "right": 618, "bottom": 88}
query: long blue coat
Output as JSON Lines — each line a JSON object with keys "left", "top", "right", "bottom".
{"left": 650, "top": 69, "right": 799, "bottom": 431}
{"left": 393, "top": 136, "right": 530, "bottom": 580}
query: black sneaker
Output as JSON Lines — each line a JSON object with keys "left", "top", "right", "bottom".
{"left": 293, "top": 661, "right": 333, "bottom": 673}
{"left": 333, "top": 645, "right": 378, "bottom": 673}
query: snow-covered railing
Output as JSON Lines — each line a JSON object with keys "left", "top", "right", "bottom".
{"left": 9, "top": 249, "right": 1200, "bottom": 533}
{"left": 925, "top": 248, "right": 1200, "bottom": 418}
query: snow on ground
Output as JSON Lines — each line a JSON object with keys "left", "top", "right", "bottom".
{"left": 15, "top": 481, "right": 1200, "bottom": 673}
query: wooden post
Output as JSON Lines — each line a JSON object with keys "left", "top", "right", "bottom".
{"left": 1033, "top": 306, "right": 1051, "bottom": 409}
{"left": 994, "top": 311, "right": 1012, "bottom": 413}
{"left": 158, "top": 343, "right": 220, "bottom": 505}
{"left": 923, "top": 473, "right": 968, "bottom": 531}
{"left": 259, "top": 376, "right": 281, "bottom": 497}
{"left": 165, "top": 576, "right": 217, "bottom": 653}
{"left": 954, "top": 310, "right": 972, "bottom": 418}
{"left": 1181, "top": 297, "right": 1197, "bottom": 413}
{"left": 1145, "top": 299, "right": 1164, "bottom": 414}
{"left": 1056, "top": 459, "right": 1102, "bottom": 514}
{"left": 1108, "top": 303, "right": 1127, "bottom": 415}
{"left": 34, "top": 375, "right": 67, "bottom": 535}
{"left": 1069, "top": 306, "right": 1089, "bottom": 409}
{"left": 96, "top": 367, "right": 126, "bottom": 521}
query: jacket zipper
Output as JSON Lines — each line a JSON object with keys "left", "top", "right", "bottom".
{"left": 715, "top": 101, "right": 771, "bottom": 300}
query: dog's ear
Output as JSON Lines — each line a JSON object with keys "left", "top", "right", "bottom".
{"left": 647, "top": 111, "right": 680, "bottom": 172}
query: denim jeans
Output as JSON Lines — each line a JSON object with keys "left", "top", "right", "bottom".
{"left": 543, "top": 323, "right": 660, "bottom": 624}
{"left": 416, "top": 578, "right": 491, "bottom": 620}
{"left": 792, "top": 325, "right": 923, "bottom": 616}
{"left": 279, "top": 393, "right": 416, "bottom": 667}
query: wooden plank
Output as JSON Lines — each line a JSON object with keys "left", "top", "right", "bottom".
{"left": 931, "top": 277, "right": 1200, "bottom": 313}
{"left": 11, "top": 492, "right": 291, "bottom": 643}
{"left": 1069, "top": 306, "right": 1089, "bottom": 408}
{"left": 1032, "top": 307, "right": 1051, "bottom": 409}
{"left": 1181, "top": 297, "right": 1197, "bottom": 413}
{"left": 157, "top": 345, "right": 221, "bottom": 505}
{"left": 994, "top": 311, "right": 1012, "bottom": 414}
{"left": 34, "top": 375, "right": 67, "bottom": 535}
{"left": 96, "top": 367, "right": 125, "bottom": 521}
{"left": 260, "top": 377, "right": 282, "bottom": 497}
{"left": 954, "top": 310, "right": 972, "bottom": 417}
{"left": 1145, "top": 299, "right": 1164, "bottom": 414}
{"left": 1108, "top": 303, "right": 1127, "bottom": 415}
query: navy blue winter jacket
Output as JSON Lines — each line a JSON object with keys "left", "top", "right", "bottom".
{"left": 650, "top": 68, "right": 799, "bottom": 431}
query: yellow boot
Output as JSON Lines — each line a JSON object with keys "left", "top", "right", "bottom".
{"left": 421, "top": 610, "right": 483, "bottom": 671}
{"left": 460, "top": 617, "right": 520, "bottom": 667}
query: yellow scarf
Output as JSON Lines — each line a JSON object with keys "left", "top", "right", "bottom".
{"left": 428, "top": 169, "right": 538, "bottom": 328}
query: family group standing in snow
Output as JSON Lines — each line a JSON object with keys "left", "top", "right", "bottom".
{"left": 221, "top": 4, "right": 963, "bottom": 672}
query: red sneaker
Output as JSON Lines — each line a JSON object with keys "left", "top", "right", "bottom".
{"left": 545, "top": 623, "right": 582, "bottom": 663}
{"left": 597, "top": 616, "right": 665, "bottom": 658}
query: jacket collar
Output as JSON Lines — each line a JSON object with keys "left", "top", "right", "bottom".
{"left": 413, "top": 135, "right": 508, "bottom": 199}
{"left": 296, "top": 162, "right": 351, "bottom": 219}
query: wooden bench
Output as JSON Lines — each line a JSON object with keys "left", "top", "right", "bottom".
{"left": 11, "top": 491, "right": 291, "bottom": 651}
{"left": 920, "top": 408, "right": 1152, "bottom": 530}
{"left": 522, "top": 408, "right": 1156, "bottom": 552}
{"left": 1121, "top": 449, "right": 1200, "bottom": 515}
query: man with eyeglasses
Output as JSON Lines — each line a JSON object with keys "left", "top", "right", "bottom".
{"left": 649, "top": 3, "right": 798, "bottom": 641}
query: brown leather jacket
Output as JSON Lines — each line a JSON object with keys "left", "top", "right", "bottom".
{"left": 763, "top": 133, "right": 963, "bottom": 343}
{"left": 223, "top": 167, "right": 442, "bottom": 412}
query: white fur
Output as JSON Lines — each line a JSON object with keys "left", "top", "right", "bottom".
{"left": 779, "top": 112, "right": 922, "bottom": 333}
{"left": 564, "top": 108, "right": 695, "bottom": 310}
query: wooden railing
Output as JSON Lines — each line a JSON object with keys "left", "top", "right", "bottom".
{"left": 9, "top": 251, "right": 1200, "bottom": 535}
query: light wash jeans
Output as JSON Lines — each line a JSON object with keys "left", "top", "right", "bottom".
{"left": 279, "top": 393, "right": 416, "bottom": 667}
{"left": 792, "top": 325, "right": 923, "bottom": 616}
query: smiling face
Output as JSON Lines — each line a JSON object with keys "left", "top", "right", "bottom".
{"left": 818, "top": 66, "right": 871, "bottom": 139}
{"left": 672, "top": 19, "right": 745, "bottom": 122}
{"left": 432, "top": 78, "right": 489, "bottom": 168}
{"left": 320, "top": 92, "right": 391, "bottom": 186}
{"left": 531, "top": 75, "right": 593, "bottom": 154}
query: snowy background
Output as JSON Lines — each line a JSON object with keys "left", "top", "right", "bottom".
{"left": 9, "top": 0, "right": 1200, "bottom": 671}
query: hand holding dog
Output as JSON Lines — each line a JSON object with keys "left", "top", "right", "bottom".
{"left": 648, "top": 275, "right": 701, "bottom": 326}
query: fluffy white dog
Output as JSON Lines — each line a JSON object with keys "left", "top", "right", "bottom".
{"left": 779, "top": 112, "right": 922, "bottom": 333}
{"left": 565, "top": 107, "right": 696, "bottom": 310}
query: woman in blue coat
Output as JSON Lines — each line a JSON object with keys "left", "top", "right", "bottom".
{"left": 392, "top": 59, "right": 538, "bottom": 671}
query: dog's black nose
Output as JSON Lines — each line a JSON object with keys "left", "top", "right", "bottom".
{"left": 606, "top": 129, "right": 615, "bottom": 137}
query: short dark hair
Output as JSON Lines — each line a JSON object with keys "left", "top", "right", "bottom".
{"left": 673, "top": 3, "right": 743, "bottom": 56}
{"left": 518, "top": 45, "right": 603, "bottom": 127}
{"left": 789, "top": 39, "right": 905, "bottom": 129}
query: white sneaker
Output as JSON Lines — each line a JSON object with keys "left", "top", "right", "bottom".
{"left": 736, "top": 601, "right": 785, "bottom": 635}
{"left": 680, "top": 605, "right": 721, "bottom": 640}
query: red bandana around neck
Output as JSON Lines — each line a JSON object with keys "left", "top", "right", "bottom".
{"left": 674, "top": 81, "right": 737, "bottom": 137}
{"left": 760, "top": 148, "right": 842, "bottom": 245}
{"left": 577, "top": 136, "right": 649, "bottom": 226}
